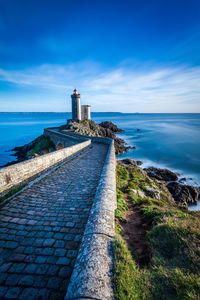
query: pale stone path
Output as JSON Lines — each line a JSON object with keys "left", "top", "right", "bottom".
{"left": 0, "top": 143, "right": 108, "bottom": 300}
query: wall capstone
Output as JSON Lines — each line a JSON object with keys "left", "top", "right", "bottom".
{"left": 65, "top": 140, "right": 116, "bottom": 300}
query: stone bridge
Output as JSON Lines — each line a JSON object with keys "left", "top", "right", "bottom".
{"left": 43, "top": 128, "right": 86, "bottom": 150}
{"left": 0, "top": 128, "right": 116, "bottom": 300}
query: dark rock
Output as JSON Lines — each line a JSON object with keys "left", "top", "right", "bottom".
{"left": 144, "top": 167, "right": 178, "bottom": 181}
{"left": 137, "top": 129, "right": 141, "bottom": 131}
{"left": 10, "top": 135, "right": 44, "bottom": 162}
{"left": 179, "top": 177, "right": 187, "bottom": 183}
{"left": 2, "top": 135, "right": 55, "bottom": 168}
{"left": 166, "top": 182, "right": 200, "bottom": 205}
{"left": 99, "top": 121, "right": 124, "bottom": 133}
{"left": 114, "top": 138, "right": 129, "bottom": 154}
{"left": 136, "top": 160, "right": 143, "bottom": 166}
{"left": 119, "top": 159, "right": 137, "bottom": 166}
{"left": 144, "top": 186, "right": 160, "bottom": 200}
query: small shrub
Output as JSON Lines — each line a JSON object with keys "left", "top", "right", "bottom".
{"left": 134, "top": 197, "right": 153, "bottom": 207}
{"left": 141, "top": 206, "right": 164, "bottom": 224}
{"left": 117, "top": 165, "right": 129, "bottom": 181}
{"left": 152, "top": 199, "right": 165, "bottom": 206}
{"left": 115, "top": 208, "right": 126, "bottom": 222}
{"left": 127, "top": 181, "right": 138, "bottom": 190}
{"left": 117, "top": 189, "right": 128, "bottom": 211}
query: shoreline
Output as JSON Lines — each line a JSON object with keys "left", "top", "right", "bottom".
{"left": 116, "top": 131, "right": 200, "bottom": 188}
{"left": 121, "top": 156, "right": 200, "bottom": 188}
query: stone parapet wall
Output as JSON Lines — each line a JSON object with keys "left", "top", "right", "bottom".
{"left": 0, "top": 140, "right": 91, "bottom": 195}
{"left": 65, "top": 139, "right": 116, "bottom": 300}
{"left": 44, "top": 128, "right": 86, "bottom": 144}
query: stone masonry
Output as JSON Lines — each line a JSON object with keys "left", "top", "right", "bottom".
{"left": 0, "top": 142, "right": 108, "bottom": 299}
{"left": 0, "top": 137, "right": 90, "bottom": 195}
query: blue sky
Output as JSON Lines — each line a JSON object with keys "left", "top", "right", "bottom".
{"left": 0, "top": 0, "right": 200, "bottom": 112}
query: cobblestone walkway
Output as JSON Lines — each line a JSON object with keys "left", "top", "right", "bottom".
{"left": 0, "top": 143, "right": 108, "bottom": 299}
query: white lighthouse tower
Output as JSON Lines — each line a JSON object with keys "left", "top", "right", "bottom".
{"left": 71, "top": 88, "right": 81, "bottom": 121}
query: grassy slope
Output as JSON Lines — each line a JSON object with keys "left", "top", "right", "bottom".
{"left": 27, "top": 135, "right": 55, "bottom": 157}
{"left": 114, "top": 163, "right": 200, "bottom": 300}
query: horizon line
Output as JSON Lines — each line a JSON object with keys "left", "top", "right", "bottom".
{"left": 0, "top": 112, "right": 200, "bottom": 114}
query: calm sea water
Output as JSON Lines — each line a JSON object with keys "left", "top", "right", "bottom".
{"left": 0, "top": 113, "right": 200, "bottom": 188}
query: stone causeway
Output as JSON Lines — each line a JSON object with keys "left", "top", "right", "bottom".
{"left": 0, "top": 137, "right": 115, "bottom": 299}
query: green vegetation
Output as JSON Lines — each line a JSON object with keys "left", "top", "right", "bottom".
{"left": 0, "top": 183, "right": 27, "bottom": 203}
{"left": 114, "top": 234, "right": 151, "bottom": 300}
{"left": 114, "top": 163, "right": 200, "bottom": 300}
{"left": 115, "top": 188, "right": 128, "bottom": 224}
{"left": 27, "top": 135, "right": 55, "bottom": 157}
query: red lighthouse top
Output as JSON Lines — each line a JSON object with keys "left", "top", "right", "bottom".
{"left": 73, "top": 88, "right": 79, "bottom": 95}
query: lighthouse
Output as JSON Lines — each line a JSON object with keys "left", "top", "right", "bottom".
{"left": 71, "top": 88, "right": 81, "bottom": 121}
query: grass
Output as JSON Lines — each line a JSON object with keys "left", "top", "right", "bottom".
{"left": 114, "top": 234, "right": 151, "bottom": 300}
{"left": 0, "top": 183, "right": 27, "bottom": 203}
{"left": 114, "top": 163, "right": 200, "bottom": 300}
{"left": 115, "top": 188, "right": 128, "bottom": 224}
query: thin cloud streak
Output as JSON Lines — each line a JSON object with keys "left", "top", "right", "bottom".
{"left": 0, "top": 62, "right": 200, "bottom": 112}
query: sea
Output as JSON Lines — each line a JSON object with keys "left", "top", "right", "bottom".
{"left": 0, "top": 112, "right": 200, "bottom": 209}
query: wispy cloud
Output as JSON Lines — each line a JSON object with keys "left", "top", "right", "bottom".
{"left": 0, "top": 62, "right": 200, "bottom": 112}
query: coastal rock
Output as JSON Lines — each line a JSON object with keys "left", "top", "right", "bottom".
{"left": 137, "top": 190, "right": 146, "bottom": 198}
{"left": 144, "top": 186, "right": 160, "bottom": 200}
{"left": 144, "top": 167, "right": 178, "bottom": 182}
{"left": 119, "top": 158, "right": 137, "bottom": 166}
{"left": 129, "top": 189, "right": 146, "bottom": 198}
{"left": 66, "top": 120, "right": 129, "bottom": 154}
{"left": 2, "top": 135, "right": 56, "bottom": 167}
{"left": 179, "top": 177, "right": 187, "bottom": 183}
{"left": 136, "top": 160, "right": 143, "bottom": 166}
{"left": 166, "top": 182, "right": 200, "bottom": 205}
{"left": 99, "top": 121, "right": 124, "bottom": 133}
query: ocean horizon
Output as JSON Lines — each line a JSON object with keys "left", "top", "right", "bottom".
{"left": 0, "top": 112, "right": 200, "bottom": 187}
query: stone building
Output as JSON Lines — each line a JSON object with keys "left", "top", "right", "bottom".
{"left": 81, "top": 105, "right": 91, "bottom": 121}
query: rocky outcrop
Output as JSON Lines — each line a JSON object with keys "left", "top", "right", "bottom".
{"left": 120, "top": 160, "right": 199, "bottom": 206}
{"left": 64, "top": 120, "right": 131, "bottom": 154}
{"left": 118, "top": 158, "right": 143, "bottom": 167}
{"left": 136, "top": 160, "right": 143, "bottom": 166}
{"left": 144, "top": 167, "right": 200, "bottom": 205}
{"left": 10, "top": 135, "right": 44, "bottom": 161}
{"left": 145, "top": 167, "right": 178, "bottom": 182}
{"left": 166, "top": 182, "right": 200, "bottom": 205}
{"left": 119, "top": 158, "right": 138, "bottom": 166}
{"left": 144, "top": 186, "right": 161, "bottom": 200}
{"left": 99, "top": 121, "right": 124, "bottom": 133}
{"left": 2, "top": 135, "right": 55, "bottom": 168}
